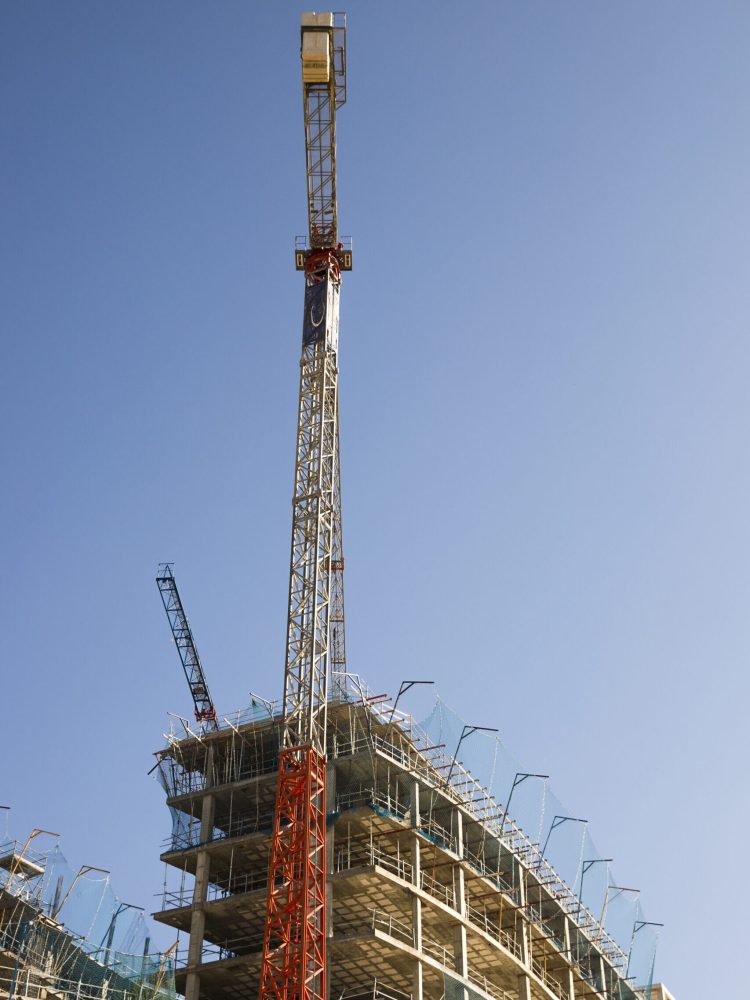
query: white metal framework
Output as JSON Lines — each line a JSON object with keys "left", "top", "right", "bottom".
{"left": 302, "top": 15, "right": 346, "bottom": 248}
{"left": 281, "top": 255, "right": 341, "bottom": 756}
{"left": 280, "top": 12, "right": 348, "bottom": 759}
{"left": 260, "top": 19, "right": 348, "bottom": 1000}
{"left": 330, "top": 409, "right": 346, "bottom": 673}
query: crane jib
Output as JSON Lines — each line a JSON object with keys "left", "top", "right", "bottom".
{"left": 156, "top": 564, "right": 219, "bottom": 732}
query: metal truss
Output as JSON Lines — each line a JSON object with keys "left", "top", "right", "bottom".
{"left": 281, "top": 256, "right": 340, "bottom": 756}
{"left": 156, "top": 564, "right": 218, "bottom": 730}
{"left": 259, "top": 746, "right": 326, "bottom": 1000}
{"left": 260, "top": 18, "right": 349, "bottom": 1000}
{"left": 261, "top": 255, "right": 342, "bottom": 1000}
{"left": 303, "top": 16, "right": 346, "bottom": 248}
{"left": 330, "top": 404, "right": 346, "bottom": 674}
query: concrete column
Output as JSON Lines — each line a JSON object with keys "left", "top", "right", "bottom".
{"left": 516, "top": 973, "right": 532, "bottom": 1000}
{"left": 454, "top": 809, "right": 466, "bottom": 916}
{"left": 513, "top": 864, "right": 534, "bottom": 1000}
{"left": 515, "top": 862, "right": 530, "bottom": 969}
{"left": 409, "top": 781, "right": 423, "bottom": 1000}
{"left": 562, "top": 918, "right": 576, "bottom": 1000}
{"left": 185, "top": 744, "right": 215, "bottom": 1000}
{"left": 599, "top": 956, "right": 609, "bottom": 998}
{"left": 453, "top": 809, "right": 468, "bottom": 983}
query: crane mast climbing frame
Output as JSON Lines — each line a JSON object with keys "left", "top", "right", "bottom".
{"left": 260, "top": 14, "right": 349, "bottom": 1000}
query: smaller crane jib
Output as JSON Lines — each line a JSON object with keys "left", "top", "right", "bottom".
{"left": 156, "top": 563, "right": 219, "bottom": 731}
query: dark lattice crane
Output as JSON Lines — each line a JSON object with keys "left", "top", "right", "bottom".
{"left": 156, "top": 563, "right": 218, "bottom": 731}
{"left": 259, "top": 13, "right": 350, "bottom": 1000}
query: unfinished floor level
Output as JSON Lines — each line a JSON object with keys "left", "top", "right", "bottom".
{"left": 154, "top": 675, "right": 669, "bottom": 1000}
{"left": 0, "top": 836, "right": 175, "bottom": 1000}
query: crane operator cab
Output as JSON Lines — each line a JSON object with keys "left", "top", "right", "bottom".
{"left": 296, "top": 12, "right": 353, "bottom": 273}
{"left": 301, "top": 11, "right": 333, "bottom": 83}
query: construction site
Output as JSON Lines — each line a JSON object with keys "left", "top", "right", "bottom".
{"left": 0, "top": 831, "right": 177, "bottom": 1000}
{"left": 2, "top": 11, "right": 676, "bottom": 1000}
{"left": 151, "top": 670, "right": 672, "bottom": 1000}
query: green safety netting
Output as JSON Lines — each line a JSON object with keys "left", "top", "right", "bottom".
{"left": 0, "top": 833, "right": 177, "bottom": 1000}
{"left": 418, "top": 695, "right": 661, "bottom": 985}
{"left": 153, "top": 673, "right": 662, "bottom": 991}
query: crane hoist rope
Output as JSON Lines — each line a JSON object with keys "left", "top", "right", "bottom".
{"left": 260, "top": 13, "right": 349, "bottom": 1000}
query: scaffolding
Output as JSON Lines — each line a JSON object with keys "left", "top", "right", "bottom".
{"left": 0, "top": 834, "right": 176, "bottom": 1000}
{"left": 153, "top": 672, "right": 663, "bottom": 1000}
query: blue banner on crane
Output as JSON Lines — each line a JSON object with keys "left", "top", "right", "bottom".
{"left": 303, "top": 279, "right": 328, "bottom": 346}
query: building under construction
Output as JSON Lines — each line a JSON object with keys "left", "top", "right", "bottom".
{"left": 153, "top": 673, "right": 671, "bottom": 1000}
{"left": 0, "top": 831, "right": 176, "bottom": 1000}
{"left": 150, "top": 12, "right": 675, "bottom": 1000}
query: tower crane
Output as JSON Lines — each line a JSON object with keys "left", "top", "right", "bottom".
{"left": 260, "top": 13, "right": 349, "bottom": 1000}
{"left": 156, "top": 563, "right": 218, "bottom": 731}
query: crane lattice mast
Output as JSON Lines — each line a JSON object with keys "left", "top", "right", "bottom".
{"left": 156, "top": 563, "right": 218, "bottom": 731}
{"left": 330, "top": 413, "right": 346, "bottom": 675}
{"left": 260, "top": 13, "right": 349, "bottom": 1000}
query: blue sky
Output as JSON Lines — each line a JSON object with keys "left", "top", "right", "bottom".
{"left": 2, "top": 2, "right": 749, "bottom": 997}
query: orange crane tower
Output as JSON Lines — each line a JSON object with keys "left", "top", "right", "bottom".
{"left": 259, "top": 13, "right": 350, "bottom": 1000}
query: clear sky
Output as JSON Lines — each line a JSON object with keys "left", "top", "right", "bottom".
{"left": 2, "top": 2, "right": 748, "bottom": 997}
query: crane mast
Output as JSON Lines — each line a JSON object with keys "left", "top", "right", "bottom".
{"left": 156, "top": 563, "right": 218, "bottom": 731}
{"left": 330, "top": 414, "right": 346, "bottom": 675}
{"left": 260, "top": 13, "right": 349, "bottom": 1000}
